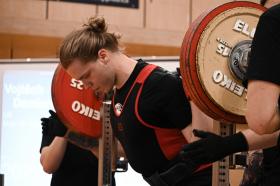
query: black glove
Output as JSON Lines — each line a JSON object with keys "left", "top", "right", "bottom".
{"left": 143, "top": 156, "right": 197, "bottom": 186}
{"left": 180, "top": 129, "right": 248, "bottom": 165}
{"left": 41, "top": 110, "right": 67, "bottom": 137}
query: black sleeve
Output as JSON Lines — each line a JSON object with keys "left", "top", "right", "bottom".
{"left": 247, "top": 6, "right": 280, "bottom": 85}
{"left": 40, "top": 133, "right": 55, "bottom": 153}
{"left": 161, "top": 74, "right": 192, "bottom": 129}
{"left": 139, "top": 72, "right": 192, "bottom": 130}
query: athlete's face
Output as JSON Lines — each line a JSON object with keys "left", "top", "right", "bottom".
{"left": 67, "top": 57, "right": 115, "bottom": 95}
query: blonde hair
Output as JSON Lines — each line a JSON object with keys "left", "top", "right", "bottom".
{"left": 59, "top": 17, "right": 121, "bottom": 69}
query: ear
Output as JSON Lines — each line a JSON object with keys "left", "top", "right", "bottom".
{"left": 98, "top": 49, "right": 109, "bottom": 64}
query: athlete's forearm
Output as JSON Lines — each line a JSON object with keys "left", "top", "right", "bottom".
{"left": 40, "top": 137, "right": 67, "bottom": 173}
{"left": 246, "top": 81, "right": 280, "bottom": 134}
{"left": 242, "top": 129, "right": 280, "bottom": 150}
{"left": 188, "top": 101, "right": 213, "bottom": 142}
{"left": 269, "top": 106, "right": 280, "bottom": 132}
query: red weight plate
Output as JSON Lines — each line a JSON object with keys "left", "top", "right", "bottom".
{"left": 180, "top": 10, "right": 219, "bottom": 121}
{"left": 180, "top": 1, "right": 266, "bottom": 124}
{"left": 52, "top": 64, "right": 102, "bottom": 138}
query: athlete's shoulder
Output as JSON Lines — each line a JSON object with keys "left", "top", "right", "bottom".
{"left": 145, "top": 66, "right": 182, "bottom": 94}
{"left": 262, "top": 4, "right": 280, "bottom": 19}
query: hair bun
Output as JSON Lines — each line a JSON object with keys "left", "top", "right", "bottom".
{"left": 84, "top": 17, "right": 107, "bottom": 33}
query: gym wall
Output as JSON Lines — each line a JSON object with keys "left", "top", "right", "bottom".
{"left": 0, "top": 0, "right": 259, "bottom": 59}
